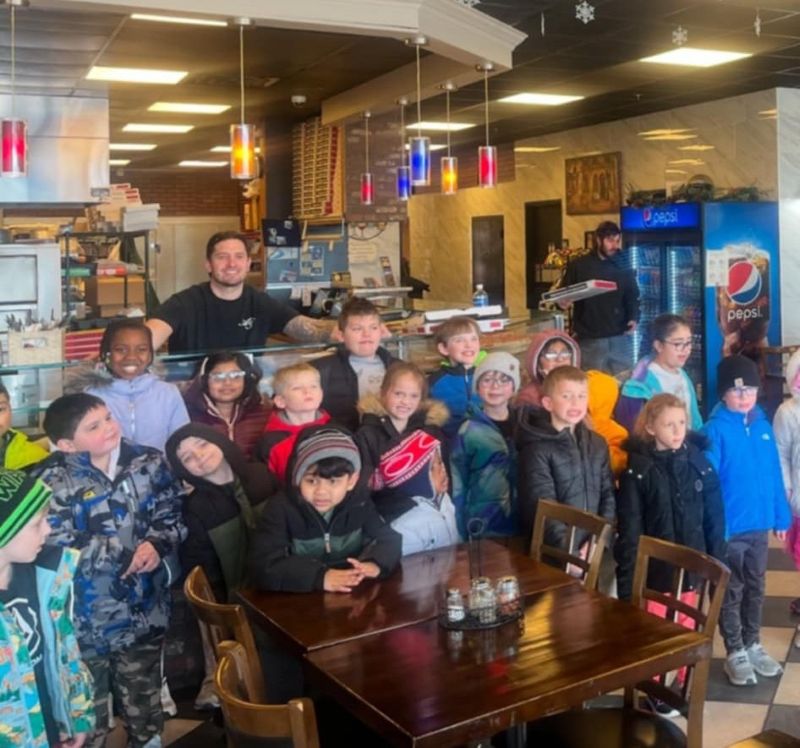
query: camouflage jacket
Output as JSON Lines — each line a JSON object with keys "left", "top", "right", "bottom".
{"left": 0, "top": 547, "right": 95, "bottom": 747}
{"left": 32, "top": 440, "right": 185, "bottom": 657}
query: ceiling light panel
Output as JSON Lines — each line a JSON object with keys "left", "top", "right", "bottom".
{"left": 130, "top": 13, "right": 227, "bottom": 27}
{"left": 109, "top": 143, "right": 157, "bottom": 151}
{"left": 499, "top": 93, "right": 584, "bottom": 106}
{"left": 123, "top": 123, "right": 194, "bottom": 133}
{"left": 642, "top": 134, "right": 698, "bottom": 141}
{"left": 149, "top": 102, "right": 230, "bottom": 114}
{"left": 87, "top": 66, "right": 188, "bottom": 84}
{"left": 668, "top": 158, "right": 705, "bottom": 165}
{"left": 678, "top": 145, "right": 715, "bottom": 151}
{"left": 407, "top": 121, "right": 476, "bottom": 132}
{"left": 638, "top": 129, "right": 694, "bottom": 136}
{"left": 640, "top": 48, "right": 751, "bottom": 68}
{"left": 514, "top": 146, "right": 561, "bottom": 152}
{"left": 109, "top": 159, "right": 130, "bottom": 166}
{"left": 179, "top": 160, "right": 227, "bottom": 167}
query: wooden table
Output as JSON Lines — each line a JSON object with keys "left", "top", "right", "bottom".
{"left": 304, "top": 583, "right": 712, "bottom": 748}
{"left": 239, "top": 540, "right": 576, "bottom": 655}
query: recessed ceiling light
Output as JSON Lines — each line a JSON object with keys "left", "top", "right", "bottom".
{"left": 678, "top": 144, "right": 715, "bottom": 151}
{"left": 149, "top": 102, "right": 230, "bottom": 115}
{"left": 638, "top": 128, "right": 694, "bottom": 136}
{"left": 210, "top": 145, "right": 262, "bottom": 153}
{"left": 668, "top": 158, "right": 705, "bottom": 165}
{"left": 179, "top": 160, "right": 227, "bottom": 167}
{"left": 109, "top": 159, "right": 130, "bottom": 166}
{"left": 499, "top": 93, "right": 583, "bottom": 106}
{"left": 109, "top": 143, "right": 157, "bottom": 151}
{"left": 123, "top": 123, "right": 194, "bottom": 133}
{"left": 642, "top": 133, "right": 698, "bottom": 141}
{"left": 404, "top": 143, "right": 447, "bottom": 151}
{"left": 758, "top": 108, "right": 777, "bottom": 119}
{"left": 640, "top": 48, "right": 751, "bottom": 67}
{"left": 130, "top": 13, "right": 227, "bottom": 27}
{"left": 87, "top": 66, "right": 188, "bottom": 84}
{"left": 407, "top": 121, "right": 475, "bottom": 132}
{"left": 514, "top": 146, "right": 561, "bottom": 153}
{"left": 665, "top": 169, "right": 688, "bottom": 174}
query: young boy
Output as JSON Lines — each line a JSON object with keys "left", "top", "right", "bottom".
{"left": 0, "top": 381, "right": 48, "bottom": 470}
{"left": 0, "top": 468, "right": 94, "bottom": 747}
{"left": 248, "top": 426, "right": 401, "bottom": 593}
{"left": 428, "top": 316, "right": 483, "bottom": 438}
{"left": 256, "top": 362, "right": 331, "bottom": 484}
{"left": 451, "top": 352, "right": 521, "bottom": 540}
{"left": 702, "top": 355, "right": 791, "bottom": 686}
{"left": 516, "top": 366, "right": 616, "bottom": 546}
{"left": 312, "top": 297, "right": 397, "bottom": 432}
{"left": 32, "top": 393, "right": 185, "bottom": 748}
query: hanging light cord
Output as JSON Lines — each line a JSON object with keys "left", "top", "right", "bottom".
{"left": 364, "top": 114, "right": 370, "bottom": 170}
{"left": 484, "top": 68, "right": 490, "bottom": 147}
{"left": 10, "top": 5, "right": 16, "bottom": 116}
{"left": 446, "top": 88, "right": 451, "bottom": 157}
{"left": 399, "top": 102, "right": 406, "bottom": 166}
{"left": 239, "top": 24, "right": 245, "bottom": 125}
{"left": 416, "top": 43, "right": 422, "bottom": 136}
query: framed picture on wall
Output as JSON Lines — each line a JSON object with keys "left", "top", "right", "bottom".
{"left": 584, "top": 230, "right": 596, "bottom": 250}
{"left": 565, "top": 151, "right": 621, "bottom": 215}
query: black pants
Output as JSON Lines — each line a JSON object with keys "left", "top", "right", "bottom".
{"left": 719, "top": 531, "right": 768, "bottom": 654}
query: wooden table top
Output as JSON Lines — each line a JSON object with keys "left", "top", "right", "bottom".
{"left": 304, "top": 583, "right": 712, "bottom": 748}
{"left": 238, "top": 540, "right": 576, "bottom": 655}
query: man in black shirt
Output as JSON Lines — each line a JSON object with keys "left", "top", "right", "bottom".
{"left": 560, "top": 221, "right": 640, "bottom": 375}
{"left": 148, "top": 231, "right": 337, "bottom": 353}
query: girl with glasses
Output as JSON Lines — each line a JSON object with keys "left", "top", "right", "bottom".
{"left": 183, "top": 351, "right": 269, "bottom": 460}
{"left": 617, "top": 313, "right": 703, "bottom": 432}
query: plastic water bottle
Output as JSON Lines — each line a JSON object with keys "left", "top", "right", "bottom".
{"left": 472, "top": 284, "right": 489, "bottom": 307}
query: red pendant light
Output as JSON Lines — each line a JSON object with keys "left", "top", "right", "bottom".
{"left": 1, "top": 1, "right": 28, "bottom": 179}
{"left": 229, "top": 19, "right": 257, "bottom": 180}
{"left": 360, "top": 111, "right": 374, "bottom": 205}
{"left": 440, "top": 82, "right": 458, "bottom": 194}
{"left": 477, "top": 63, "right": 497, "bottom": 189}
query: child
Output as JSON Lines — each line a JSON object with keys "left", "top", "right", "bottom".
{"left": 616, "top": 393, "right": 725, "bottom": 602}
{"left": 165, "top": 424, "right": 277, "bottom": 711}
{"left": 0, "top": 380, "right": 48, "bottom": 470}
{"left": 33, "top": 393, "right": 185, "bottom": 748}
{"left": 0, "top": 468, "right": 94, "bottom": 747}
{"left": 516, "top": 366, "right": 616, "bottom": 547}
{"left": 75, "top": 318, "right": 189, "bottom": 452}
{"left": 248, "top": 426, "right": 401, "bottom": 592}
{"left": 356, "top": 362, "right": 457, "bottom": 555}
{"left": 428, "top": 316, "right": 483, "bottom": 438}
{"left": 773, "top": 348, "right": 800, "bottom": 614}
{"left": 451, "top": 352, "right": 521, "bottom": 540}
{"left": 256, "top": 362, "right": 330, "bottom": 484}
{"left": 702, "top": 354, "right": 791, "bottom": 686}
{"left": 183, "top": 351, "right": 270, "bottom": 460}
{"left": 617, "top": 314, "right": 702, "bottom": 432}
{"left": 312, "top": 297, "right": 397, "bottom": 432}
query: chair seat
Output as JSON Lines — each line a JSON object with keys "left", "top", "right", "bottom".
{"left": 526, "top": 707, "right": 687, "bottom": 748}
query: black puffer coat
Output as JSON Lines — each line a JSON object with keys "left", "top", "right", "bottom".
{"left": 516, "top": 408, "right": 615, "bottom": 545}
{"left": 615, "top": 432, "right": 726, "bottom": 601}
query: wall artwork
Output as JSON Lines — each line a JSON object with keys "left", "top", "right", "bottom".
{"left": 565, "top": 151, "right": 621, "bottom": 215}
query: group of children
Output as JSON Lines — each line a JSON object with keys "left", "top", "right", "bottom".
{"left": 0, "top": 296, "right": 798, "bottom": 744}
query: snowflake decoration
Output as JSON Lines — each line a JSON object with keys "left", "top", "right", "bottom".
{"left": 673, "top": 25, "right": 688, "bottom": 46}
{"left": 575, "top": 1, "right": 595, "bottom": 24}
{"left": 754, "top": 10, "right": 762, "bottom": 37}
{"left": 455, "top": 0, "right": 480, "bottom": 6}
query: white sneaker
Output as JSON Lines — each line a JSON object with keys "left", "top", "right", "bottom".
{"left": 746, "top": 642, "right": 783, "bottom": 678}
{"left": 724, "top": 648, "right": 757, "bottom": 686}
{"left": 160, "top": 679, "right": 177, "bottom": 717}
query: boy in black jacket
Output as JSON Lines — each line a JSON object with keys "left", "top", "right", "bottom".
{"left": 249, "top": 425, "right": 401, "bottom": 592}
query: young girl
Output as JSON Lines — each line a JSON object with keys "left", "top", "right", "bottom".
{"left": 616, "top": 314, "right": 703, "bottom": 432}
{"left": 615, "top": 393, "right": 726, "bottom": 603}
{"left": 74, "top": 318, "right": 189, "bottom": 452}
{"left": 183, "top": 351, "right": 270, "bottom": 460}
{"left": 516, "top": 328, "right": 579, "bottom": 409}
{"left": 356, "top": 362, "right": 458, "bottom": 555}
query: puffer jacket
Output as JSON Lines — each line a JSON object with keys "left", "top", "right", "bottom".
{"left": 773, "top": 348, "right": 800, "bottom": 515}
{"left": 355, "top": 394, "right": 450, "bottom": 522}
{"left": 516, "top": 329, "right": 580, "bottom": 408}
{"left": 183, "top": 375, "right": 270, "bottom": 460}
{"left": 165, "top": 424, "right": 278, "bottom": 602}
{"left": 516, "top": 408, "right": 615, "bottom": 545}
{"left": 586, "top": 370, "right": 628, "bottom": 476}
{"left": 248, "top": 426, "right": 402, "bottom": 592}
{"left": 615, "top": 433, "right": 726, "bottom": 601}
{"left": 68, "top": 363, "right": 190, "bottom": 452}
{"left": 255, "top": 408, "right": 331, "bottom": 484}
{"left": 0, "top": 546, "right": 95, "bottom": 747}
{"left": 33, "top": 440, "right": 186, "bottom": 657}
{"left": 428, "top": 355, "right": 485, "bottom": 438}
{"left": 312, "top": 345, "right": 399, "bottom": 432}
{"left": 1, "top": 429, "right": 48, "bottom": 471}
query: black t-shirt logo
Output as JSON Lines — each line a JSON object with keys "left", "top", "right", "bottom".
{"left": 239, "top": 316, "right": 255, "bottom": 330}
{"left": 5, "top": 595, "right": 42, "bottom": 666}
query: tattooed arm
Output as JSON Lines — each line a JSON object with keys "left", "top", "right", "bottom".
{"left": 282, "top": 315, "right": 340, "bottom": 343}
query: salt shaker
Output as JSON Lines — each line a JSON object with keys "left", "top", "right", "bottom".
{"left": 446, "top": 588, "right": 466, "bottom": 623}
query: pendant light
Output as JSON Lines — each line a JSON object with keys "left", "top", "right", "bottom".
{"left": 440, "top": 82, "right": 458, "bottom": 194}
{"left": 360, "top": 111, "right": 374, "bottom": 206}
{"left": 229, "top": 18, "right": 257, "bottom": 180}
{"left": 477, "top": 63, "right": 497, "bottom": 188}
{"left": 407, "top": 36, "right": 430, "bottom": 186}
{"left": 396, "top": 97, "right": 411, "bottom": 201}
{"left": 1, "top": 0, "right": 28, "bottom": 179}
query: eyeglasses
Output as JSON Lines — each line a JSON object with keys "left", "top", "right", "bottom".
{"left": 663, "top": 339, "right": 692, "bottom": 351}
{"left": 730, "top": 386, "right": 758, "bottom": 397}
{"left": 541, "top": 351, "right": 573, "bottom": 362}
{"left": 479, "top": 373, "right": 514, "bottom": 387}
{"left": 209, "top": 370, "right": 247, "bottom": 382}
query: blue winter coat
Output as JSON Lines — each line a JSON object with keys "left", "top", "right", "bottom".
{"left": 428, "top": 360, "right": 483, "bottom": 439}
{"left": 701, "top": 402, "right": 791, "bottom": 539}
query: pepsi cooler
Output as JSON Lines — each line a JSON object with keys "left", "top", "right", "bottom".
{"left": 620, "top": 201, "right": 780, "bottom": 413}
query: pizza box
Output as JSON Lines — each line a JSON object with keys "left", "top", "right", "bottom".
{"left": 542, "top": 279, "right": 617, "bottom": 304}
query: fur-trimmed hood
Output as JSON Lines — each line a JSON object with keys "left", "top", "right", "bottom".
{"left": 787, "top": 348, "right": 800, "bottom": 398}
{"left": 357, "top": 393, "right": 449, "bottom": 428}
{"left": 64, "top": 360, "right": 170, "bottom": 395}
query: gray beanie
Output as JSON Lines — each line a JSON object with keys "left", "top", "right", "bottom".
{"left": 473, "top": 352, "right": 521, "bottom": 393}
{"left": 291, "top": 429, "right": 362, "bottom": 487}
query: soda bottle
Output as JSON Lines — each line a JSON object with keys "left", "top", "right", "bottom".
{"left": 472, "top": 284, "right": 489, "bottom": 307}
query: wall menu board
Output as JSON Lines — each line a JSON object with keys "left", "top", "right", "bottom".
{"left": 347, "top": 222, "right": 400, "bottom": 288}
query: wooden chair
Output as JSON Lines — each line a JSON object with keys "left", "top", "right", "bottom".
{"left": 526, "top": 536, "right": 731, "bottom": 748}
{"left": 184, "top": 565, "right": 266, "bottom": 704}
{"left": 529, "top": 499, "right": 613, "bottom": 590}
{"left": 216, "top": 641, "right": 320, "bottom": 748}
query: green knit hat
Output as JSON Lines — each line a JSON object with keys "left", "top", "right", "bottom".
{"left": 0, "top": 470, "right": 52, "bottom": 547}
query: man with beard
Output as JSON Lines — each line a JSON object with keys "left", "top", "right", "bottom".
{"left": 147, "top": 231, "right": 336, "bottom": 353}
{"left": 559, "top": 221, "right": 640, "bottom": 375}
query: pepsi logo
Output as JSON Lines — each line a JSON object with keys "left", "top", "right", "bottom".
{"left": 726, "top": 260, "right": 762, "bottom": 305}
